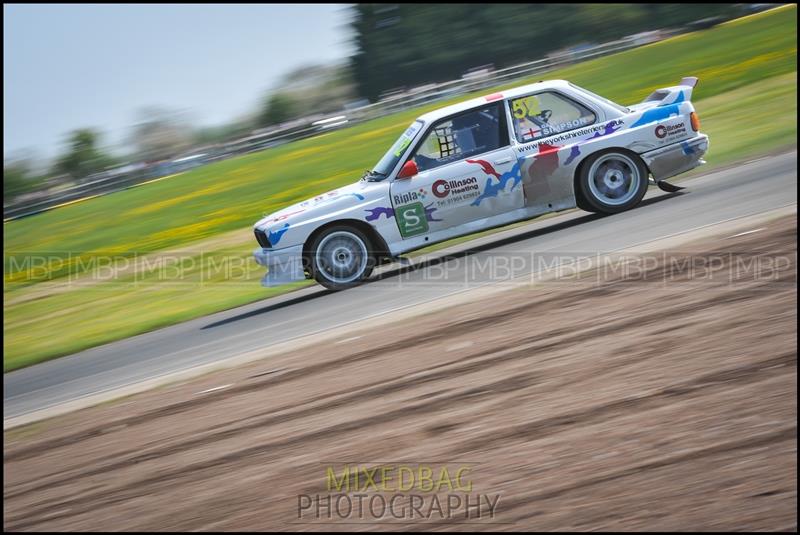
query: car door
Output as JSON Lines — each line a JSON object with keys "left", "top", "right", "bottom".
{"left": 389, "top": 102, "right": 520, "bottom": 239}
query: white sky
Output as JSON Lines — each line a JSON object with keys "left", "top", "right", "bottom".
{"left": 3, "top": 3, "right": 354, "bottom": 160}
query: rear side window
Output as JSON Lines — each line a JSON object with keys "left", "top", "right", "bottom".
{"left": 508, "top": 91, "right": 596, "bottom": 143}
{"left": 412, "top": 103, "right": 507, "bottom": 172}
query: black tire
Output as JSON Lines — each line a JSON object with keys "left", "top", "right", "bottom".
{"left": 578, "top": 149, "right": 649, "bottom": 214}
{"left": 306, "top": 225, "right": 375, "bottom": 290}
{"left": 574, "top": 187, "right": 598, "bottom": 213}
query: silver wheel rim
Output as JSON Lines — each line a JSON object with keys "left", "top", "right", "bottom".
{"left": 587, "top": 153, "right": 641, "bottom": 206}
{"left": 315, "top": 231, "right": 369, "bottom": 284}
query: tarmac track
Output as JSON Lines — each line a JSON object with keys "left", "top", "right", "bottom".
{"left": 3, "top": 151, "right": 797, "bottom": 423}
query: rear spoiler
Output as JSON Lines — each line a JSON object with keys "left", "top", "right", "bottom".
{"left": 642, "top": 76, "right": 699, "bottom": 106}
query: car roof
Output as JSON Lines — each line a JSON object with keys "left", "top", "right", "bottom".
{"left": 416, "top": 79, "right": 574, "bottom": 124}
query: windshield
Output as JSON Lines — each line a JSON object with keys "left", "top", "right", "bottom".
{"left": 369, "top": 120, "right": 424, "bottom": 180}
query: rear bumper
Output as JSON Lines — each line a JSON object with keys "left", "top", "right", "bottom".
{"left": 642, "top": 134, "right": 709, "bottom": 181}
{"left": 253, "top": 244, "right": 306, "bottom": 287}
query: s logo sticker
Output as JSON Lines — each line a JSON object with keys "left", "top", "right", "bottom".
{"left": 395, "top": 202, "right": 429, "bottom": 238}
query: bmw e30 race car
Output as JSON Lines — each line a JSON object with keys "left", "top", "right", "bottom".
{"left": 253, "top": 77, "right": 709, "bottom": 290}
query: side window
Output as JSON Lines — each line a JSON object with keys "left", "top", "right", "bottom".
{"left": 412, "top": 103, "right": 507, "bottom": 172}
{"left": 509, "top": 91, "right": 596, "bottom": 143}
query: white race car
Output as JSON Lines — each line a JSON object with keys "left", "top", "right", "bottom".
{"left": 254, "top": 77, "right": 709, "bottom": 290}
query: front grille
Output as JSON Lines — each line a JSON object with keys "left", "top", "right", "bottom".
{"left": 254, "top": 228, "right": 271, "bottom": 248}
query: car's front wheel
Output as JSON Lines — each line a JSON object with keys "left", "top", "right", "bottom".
{"left": 578, "top": 149, "right": 649, "bottom": 214}
{"left": 307, "top": 226, "right": 374, "bottom": 290}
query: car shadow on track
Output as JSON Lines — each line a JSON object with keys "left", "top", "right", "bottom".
{"left": 201, "top": 288, "right": 334, "bottom": 329}
{"left": 201, "top": 191, "right": 685, "bottom": 330}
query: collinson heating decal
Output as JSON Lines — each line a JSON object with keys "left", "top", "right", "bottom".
{"left": 432, "top": 177, "right": 479, "bottom": 198}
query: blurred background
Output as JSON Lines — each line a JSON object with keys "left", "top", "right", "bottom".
{"left": 3, "top": 3, "right": 770, "bottom": 218}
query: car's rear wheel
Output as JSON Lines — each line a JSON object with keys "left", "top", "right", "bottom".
{"left": 578, "top": 149, "right": 648, "bottom": 214}
{"left": 308, "top": 226, "right": 374, "bottom": 290}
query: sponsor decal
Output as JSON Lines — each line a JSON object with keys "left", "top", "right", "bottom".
{"left": 655, "top": 122, "right": 687, "bottom": 140}
{"left": 392, "top": 123, "right": 423, "bottom": 157}
{"left": 538, "top": 117, "right": 594, "bottom": 138}
{"left": 365, "top": 204, "right": 441, "bottom": 225}
{"left": 393, "top": 191, "right": 422, "bottom": 205}
{"left": 395, "top": 202, "right": 430, "bottom": 238}
{"left": 432, "top": 177, "right": 479, "bottom": 199}
{"left": 517, "top": 120, "right": 624, "bottom": 153}
{"left": 393, "top": 188, "right": 435, "bottom": 206}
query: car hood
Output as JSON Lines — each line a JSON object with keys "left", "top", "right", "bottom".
{"left": 254, "top": 180, "right": 378, "bottom": 231}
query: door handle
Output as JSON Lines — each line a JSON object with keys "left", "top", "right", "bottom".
{"left": 493, "top": 157, "right": 513, "bottom": 165}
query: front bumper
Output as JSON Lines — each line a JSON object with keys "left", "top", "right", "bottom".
{"left": 253, "top": 244, "right": 306, "bottom": 287}
{"left": 642, "top": 134, "right": 709, "bottom": 181}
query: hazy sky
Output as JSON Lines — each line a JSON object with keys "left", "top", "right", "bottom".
{"left": 3, "top": 3, "right": 354, "bottom": 161}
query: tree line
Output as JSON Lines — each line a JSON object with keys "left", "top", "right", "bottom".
{"left": 349, "top": 3, "right": 741, "bottom": 100}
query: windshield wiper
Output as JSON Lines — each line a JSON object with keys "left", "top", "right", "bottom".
{"left": 364, "top": 170, "right": 387, "bottom": 182}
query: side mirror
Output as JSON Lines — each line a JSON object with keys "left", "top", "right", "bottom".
{"left": 397, "top": 160, "right": 418, "bottom": 180}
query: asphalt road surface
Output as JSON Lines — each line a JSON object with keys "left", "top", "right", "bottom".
{"left": 4, "top": 152, "right": 797, "bottom": 423}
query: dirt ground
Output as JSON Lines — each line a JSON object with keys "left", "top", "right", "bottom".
{"left": 3, "top": 215, "right": 797, "bottom": 531}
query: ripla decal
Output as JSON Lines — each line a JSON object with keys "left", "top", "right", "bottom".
{"left": 268, "top": 223, "right": 290, "bottom": 246}
{"left": 467, "top": 159, "right": 523, "bottom": 206}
